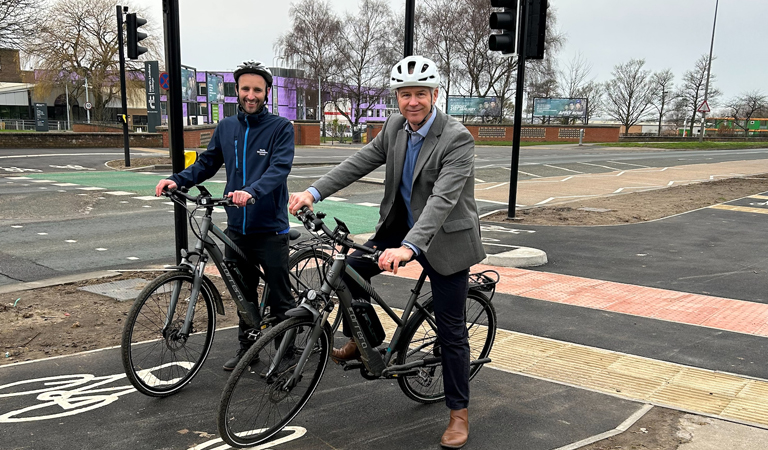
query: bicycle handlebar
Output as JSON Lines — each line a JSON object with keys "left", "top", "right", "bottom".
{"left": 163, "top": 187, "right": 255, "bottom": 208}
{"left": 295, "top": 206, "right": 407, "bottom": 267}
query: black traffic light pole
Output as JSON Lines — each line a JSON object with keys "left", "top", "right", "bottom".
{"left": 162, "top": 0, "right": 188, "bottom": 263}
{"left": 404, "top": 0, "right": 415, "bottom": 57}
{"left": 507, "top": 0, "right": 529, "bottom": 219}
{"left": 116, "top": 5, "right": 131, "bottom": 167}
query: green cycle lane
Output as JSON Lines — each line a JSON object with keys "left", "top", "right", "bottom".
{"left": 24, "top": 171, "right": 381, "bottom": 235}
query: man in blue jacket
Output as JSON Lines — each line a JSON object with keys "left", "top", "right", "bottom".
{"left": 155, "top": 61, "right": 295, "bottom": 371}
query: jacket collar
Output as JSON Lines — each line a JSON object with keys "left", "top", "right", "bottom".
{"left": 238, "top": 106, "right": 269, "bottom": 126}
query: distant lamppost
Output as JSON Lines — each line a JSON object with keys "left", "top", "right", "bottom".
{"left": 699, "top": 0, "right": 719, "bottom": 142}
{"left": 658, "top": 90, "right": 669, "bottom": 136}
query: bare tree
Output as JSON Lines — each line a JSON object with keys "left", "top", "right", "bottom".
{"left": 604, "top": 59, "right": 655, "bottom": 135}
{"left": 554, "top": 53, "right": 593, "bottom": 124}
{"left": 0, "top": 0, "right": 41, "bottom": 49}
{"left": 723, "top": 90, "right": 768, "bottom": 136}
{"left": 580, "top": 80, "right": 605, "bottom": 125}
{"left": 417, "top": 0, "right": 463, "bottom": 111}
{"left": 275, "top": 0, "right": 342, "bottom": 122}
{"left": 675, "top": 54, "right": 720, "bottom": 137}
{"left": 649, "top": 69, "right": 675, "bottom": 136}
{"left": 26, "top": 0, "right": 161, "bottom": 121}
{"left": 328, "top": 0, "right": 394, "bottom": 136}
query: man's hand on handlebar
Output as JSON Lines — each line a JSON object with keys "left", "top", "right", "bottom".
{"left": 288, "top": 190, "right": 315, "bottom": 215}
{"left": 378, "top": 246, "right": 414, "bottom": 275}
{"left": 156, "top": 179, "right": 177, "bottom": 197}
{"left": 227, "top": 190, "right": 253, "bottom": 207}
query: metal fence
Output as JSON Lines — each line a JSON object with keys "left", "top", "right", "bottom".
{"left": 0, "top": 119, "right": 73, "bottom": 131}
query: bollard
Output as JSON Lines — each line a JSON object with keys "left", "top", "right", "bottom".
{"left": 579, "top": 129, "right": 584, "bottom": 146}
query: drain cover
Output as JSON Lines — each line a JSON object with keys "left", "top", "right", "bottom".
{"left": 78, "top": 278, "right": 149, "bottom": 302}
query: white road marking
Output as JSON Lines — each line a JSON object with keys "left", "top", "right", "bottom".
{"left": 578, "top": 162, "right": 622, "bottom": 171}
{"left": 479, "top": 182, "right": 509, "bottom": 190}
{"left": 607, "top": 160, "right": 649, "bottom": 168}
{"left": 126, "top": 257, "right": 139, "bottom": 260}
{"left": 325, "top": 196, "right": 347, "bottom": 202}
{"left": 132, "top": 196, "right": 162, "bottom": 201}
{"left": 105, "top": 191, "right": 135, "bottom": 196}
{"left": 77, "top": 187, "right": 106, "bottom": 191}
{"left": 11, "top": 225, "right": 23, "bottom": 228}
{"left": 518, "top": 171, "right": 542, "bottom": 178}
{"left": 29, "top": 180, "right": 55, "bottom": 183}
{"left": 95, "top": 248, "right": 107, "bottom": 251}
{"left": 37, "top": 233, "right": 48, "bottom": 235}
{"left": 4, "top": 176, "right": 32, "bottom": 180}
{"left": 52, "top": 183, "right": 80, "bottom": 187}
{"left": 544, "top": 164, "right": 583, "bottom": 174}
{"left": 355, "top": 202, "right": 380, "bottom": 207}
{"left": 614, "top": 188, "right": 624, "bottom": 193}
{"left": 65, "top": 240, "right": 77, "bottom": 243}
{"left": 536, "top": 197, "right": 555, "bottom": 205}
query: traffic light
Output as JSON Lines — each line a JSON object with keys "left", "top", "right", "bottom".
{"left": 489, "top": 0, "right": 518, "bottom": 55}
{"left": 126, "top": 13, "right": 148, "bottom": 60}
{"left": 525, "top": 0, "right": 548, "bottom": 60}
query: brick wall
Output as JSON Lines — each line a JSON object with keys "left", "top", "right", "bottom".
{"left": 0, "top": 132, "right": 163, "bottom": 148}
{"left": 72, "top": 123, "right": 123, "bottom": 133}
{"left": 156, "top": 123, "right": 218, "bottom": 149}
{"left": 293, "top": 121, "right": 320, "bottom": 146}
{"left": 0, "top": 48, "right": 22, "bottom": 83}
{"left": 463, "top": 124, "right": 620, "bottom": 143}
{"left": 367, "top": 122, "right": 384, "bottom": 142}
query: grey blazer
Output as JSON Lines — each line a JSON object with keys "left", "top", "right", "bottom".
{"left": 312, "top": 109, "right": 485, "bottom": 276}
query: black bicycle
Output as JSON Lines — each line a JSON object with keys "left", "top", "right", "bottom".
{"left": 120, "top": 186, "right": 336, "bottom": 397}
{"left": 216, "top": 207, "right": 497, "bottom": 448}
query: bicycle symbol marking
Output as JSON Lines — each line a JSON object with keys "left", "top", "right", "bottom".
{"left": 0, "top": 166, "right": 43, "bottom": 173}
{"left": 49, "top": 164, "right": 95, "bottom": 171}
{"left": 0, "top": 362, "right": 192, "bottom": 423}
{"left": 188, "top": 427, "right": 306, "bottom": 450}
{"left": 480, "top": 225, "right": 536, "bottom": 235}
{"left": 748, "top": 201, "right": 768, "bottom": 207}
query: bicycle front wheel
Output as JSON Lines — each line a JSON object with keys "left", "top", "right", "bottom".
{"left": 288, "top": 248, "right": 340, "bottom": 332}
{"left": 121, "top": 271, "right": 216, "bottom": 397}
{"left": 217, "top": 317, "right": 332, "bottom": 448}
{"left": 396, "top": 291, "right": 496, "bottom": 404}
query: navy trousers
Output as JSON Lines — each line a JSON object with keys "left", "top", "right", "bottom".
{"left": 341, "top": 232, "right": 471, "bottom": 410}
{"left": 225, "top": 229, "right": 294, "bottom": 349}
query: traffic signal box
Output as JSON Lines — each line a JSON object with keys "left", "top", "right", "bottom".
{"left": 488, "top": 0, "right": 548, "bottom": 60}
{"left": 126, "top": 13, "right": 148, "bottom": 60}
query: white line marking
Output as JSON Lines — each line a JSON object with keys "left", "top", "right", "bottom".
{"left": 607, "top": 160, "right": 649, "bottom": 168}
{"left": 668, "top": 181, "right": 675, "bottom": 186}
{"left": 536, "top": 197, "right": 555, "bottom": 205}
{"left": 142, "top": 205, "right": 152, "bottom": 208}
{"left": 325, "top": 196, "right": 347, "bottom": 202}
{"left": 476, "top": 199, "right": 512, "bottom": 205}
{"left": 95, "top": 248, "right": 107, "bottom": 251}
{"left": 660, "top": 167, "right": 668, "bottom": 171}
{"left": 132, "top": 196, "right": 162, "bottom": 201}
{"left": 614, "top": 188, "right": 624, "bottom": 193}
{"left": 65, "top": 240, "right": 77, "bottom": 243}
{"left": 29, "top": 180, "right": 55, "bottom": 183}
{"left": 616, "top": 171, "right": 625, "bottom": 176}
{"left": 553, "top": 404, "right": 654, "bottom": 450}
{"left": 482, "top": 243, "right": 521, "bottom": 248}
{"left": 475, "top": 178, "right": 486, "bottom": 183}
{"left": 5, "top": 176, "right": 32, "bottom": 180}
{"left": 561, "top": 176, "right": 573, "bottom": 182}
{"left": 578, "top": 162, "right": 622, "bottom": 171}
{"left": 77, "top": 187, "right": 106, "bottom": 191}
{"left": 544, "top": 164, "right": 583, "bottom": 174}
{"left": 105, "top": 191, "right": 135, "bottom": 196}
{"left": 37, "top": 232, "right": 48, "bottom": 235}
{"left": 356, "top": 202, "right": 380, "bottom": 207}
{"left": 480, "top": 182, "right": 508, "bottom": 190}
{"left": 518, "top": 171, "right": 542, "bottom": 178}
{"left": 11, "top": 225, "right": 23, "bottom": 228}
{"left": 126, "top": 257, "right": 139, "bottom": 260}
{"left": 51, "top": 183, "right": 80, "bottom": 187}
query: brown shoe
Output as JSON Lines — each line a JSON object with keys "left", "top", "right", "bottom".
{"left": 440, "top": 408, "right": 469, "bottom": 449}
{"left": 331, "top": 338, "right": 361, "bottom": 363}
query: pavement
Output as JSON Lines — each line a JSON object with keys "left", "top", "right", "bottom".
{"left": 2, "top": 153, "right": 768, "bottom": 449}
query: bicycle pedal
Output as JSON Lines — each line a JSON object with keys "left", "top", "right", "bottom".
{"left": 341, "top": 362, "right": 363, "bottom": 371}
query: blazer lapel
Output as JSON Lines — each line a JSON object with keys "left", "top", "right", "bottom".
{"left": 412, "top": 110, "right": 446, "bottom": 187}
{"left": 391, "top": 127, "right": 408, "bottom": 190}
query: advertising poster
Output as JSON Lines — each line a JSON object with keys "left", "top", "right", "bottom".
{"left": 533, "top": 98, "right": 587, "bottom": 118}
{"left": 144, "top": 61, "right": 160, "bottom": 132}
{"left": 34, "top": 103, "right": 48, "bottom": 132}
{"left": 446, "top": 97, "right": 501, "bottom": 118}
{"left": 181, "top": 66, "right": 197, "bottom": 103}
{"left": 206, "top": 73, "right": 224, "bottom": 104}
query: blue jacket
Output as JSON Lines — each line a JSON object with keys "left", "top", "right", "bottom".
{"left": 169, "top": 108, "right": 294, "bottom": 234}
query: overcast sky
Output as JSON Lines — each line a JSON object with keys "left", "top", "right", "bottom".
{"left": 132, "top": 0, "right": 765, "bottom": 102}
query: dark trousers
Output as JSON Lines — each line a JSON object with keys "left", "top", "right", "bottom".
{"left": 341, "top": 232, "right": 471, "bottom": 410}
{"left": 225, "top": 229, "right": 294, "bottom": 348}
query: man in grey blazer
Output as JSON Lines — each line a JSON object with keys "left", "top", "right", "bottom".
{"left": 289, "top": 55, "right": 484, "bottom": 449}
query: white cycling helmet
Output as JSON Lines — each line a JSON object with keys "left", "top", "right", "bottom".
{"left": 390, "top": 55, "right": 440, "bottom": 90}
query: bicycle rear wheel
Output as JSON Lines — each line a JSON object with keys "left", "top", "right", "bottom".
{"left": 396, "top": 291, "right": 496, "bottom": 404}
{"left": 288, "top": 248, "right": 340, "bottom": 332}
{"left": 217, "top": 317, "right": 331, "bottom": 448}
{"left": 121, "top": 271, "right": 216, "bottom": 397}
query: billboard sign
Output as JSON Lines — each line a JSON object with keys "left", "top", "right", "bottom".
{"left": 181, "top": 65, "right": 197, "bottom": 103}
{"left": 533, "top": 97, "right": 587, "bottom": 118}
{"left": 144, "top": 61, "right": 160, "bottom": 132}
{"left": 206, "top": 73, "right": 224, "bottom": 104}
{"left": 446, "top": 96, "right": 501, "bottom": 117}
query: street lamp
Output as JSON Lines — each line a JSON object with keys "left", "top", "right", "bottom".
{"left": 699, "top": 0, "right": 719, "bottom": 143}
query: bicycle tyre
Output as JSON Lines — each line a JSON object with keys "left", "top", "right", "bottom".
{"left": 121, "top": 271, "right": 216, "bottom": 397}
{"left": 217, "top": 317, "right": 331, "bottom": 448}
{"left": 288, "top": 248, "right": 340, "bottom": 333}
{"left": 396, "top": 290, "right": 496, "bottom": 404}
